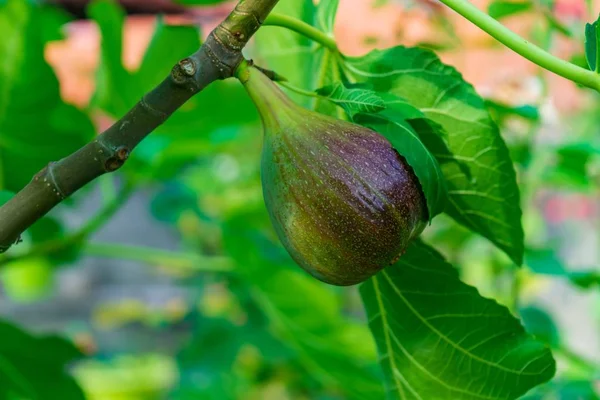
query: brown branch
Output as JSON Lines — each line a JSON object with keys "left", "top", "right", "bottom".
{"left": 0, "top": 0, "right": 280, "bottom": 253}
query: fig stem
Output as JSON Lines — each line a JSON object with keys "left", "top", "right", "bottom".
{"left": 263, "top": 13, "right": 338, "bottom": 52}
{"left": 438, "top": 0, "right": 600, "bottom": 92}
{"left": 235, "top": 60, "right": 299, "bottom": 129}
{"left": 278, "top": 81, "right": 320, "bottom": 99}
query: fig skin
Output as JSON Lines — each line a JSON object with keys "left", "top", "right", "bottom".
{"left": 239, "top": 64, "right": 428, "bottom": 286}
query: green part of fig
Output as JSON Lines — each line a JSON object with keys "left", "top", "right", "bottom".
{"left": 239, "top": 64, "right": 428, "bottom": 286}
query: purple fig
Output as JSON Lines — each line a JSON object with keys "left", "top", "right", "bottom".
{"left": 238, "top": 64, "right": 427, "bottom": 286}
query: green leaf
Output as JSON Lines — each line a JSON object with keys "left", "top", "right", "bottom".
{"left": 360, "top": 241, "right": 555, "bottom": 400}
{"left": 0, "top": 320, "right": 85, "bottom": 399}
{"left": 312, "top": 49, "right": 345, "bottom": 116}
{"left": 343, "top": 46, "right": 524, "bottom": 265}
{"left": 542, "top": 142, "right": 600, "bottom": 190}
{"left": 316, "top": 83, "right": 446, "bottom": 218}
{"left": 488, "top": 1, "right": 533, "bottom": 20}
{"left": 585, "top": 16, "right": 600, "bottom": 72}
{"left": 175, "top": 314, "right": 291, "bottom": 399}
{"left": 526, "top": 247, "right": 600, "bottom": 290}
{"left": 87, "top": 0, "right": 139, "bottom": 116}
{"left": 485, "top": 99, "right": 540, "bottom": 122}
{"left": 252, "top": 0, "right": 317, "bottom": 107}
{"left": 28, "top": 216, "right": 83, "bottom": 264}
{"left": 223, "top": 211, "right": 384, "bottom": 400}
{"left": 354, "top": 112, "right": 447, "bottom": 219}
{"left": 316, "top": 82, "right": 386, "bottom": 115}
{"left": 519, "top": 306, "right": 560, "bottom": 348}
{"left": 136, "top": 16, "right": 201, "bottom": 95}
{"left": 150, "top": 182, "right": 199, "bottom": 223}
{"left": 0, "top": 0, "right": 94, "bottom": 192}
{"left": 316, "top": 0, "right": 339, "bottom": 34}
{"left": 88, "top": 0, "right": 202, "bottom": 117}
{"left": 253, "top": 0, "right": 344, "bottom": 115}
{"left": 568, "top": 270, "right": 600, "bottom": 289}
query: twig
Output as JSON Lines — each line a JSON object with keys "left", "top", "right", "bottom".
{"left": 83, "top": 242, "right": 233, "bottom": 272}
{"left": 0, "top": 0, "right": 281, "bottom": 253}
{"left": 437, "top": 0, "right": 600, "bottom": 91}
{"left": 263, "top": 13, "right": 339, "bottom": 52}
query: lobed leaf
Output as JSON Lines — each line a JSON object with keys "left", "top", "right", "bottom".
{"left": 360, "top": 241, "right": 556, "bottom": 400}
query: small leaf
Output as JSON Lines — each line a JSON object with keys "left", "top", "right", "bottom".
{"left": 567, "top": 270, "right": 600, "bottom": 289}
{"left": 360, "top": 241, "right": 556, "bottom": 399}
{"left": 354, "top": 112, "right": 447, "bottom": 219}
{"left": 488, "top": 1, "right": 533, "bottom": 20}
{"left": 485, "top": 99, "right": 540, "bottom": 122}
{"left": 343, "top": 46, "right": 524, "bottom": 264}
{"left": 151, "top": 182, "right": 199, "bottom": 223}
{"left": 316, "top": 0, "right": 339, "bottom": 34}
{"left": 316, "top": 82, "right": 386, "bottom": 115}
{"left": 0, "top": 320, "right": 85, "bottom": 399}
{"left": 525, "top": 248, "right": 565, "bottom": 275}
{"left": 543, "top": 142, "right": 600, "bottom": 190}
{"left": 585, "top": 16, "right": 600, "bottom": 72}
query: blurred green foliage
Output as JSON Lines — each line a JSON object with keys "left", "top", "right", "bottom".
{"left": 0, "top": 0, "right": 598, "bottom": 399}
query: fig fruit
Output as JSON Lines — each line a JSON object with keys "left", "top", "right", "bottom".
{"left": 239, "top": 64, "right": 428, "bottom": 286}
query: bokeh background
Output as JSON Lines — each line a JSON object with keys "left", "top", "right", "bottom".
{"left": 0, "top": 0, "right": 598, "bottom": 398}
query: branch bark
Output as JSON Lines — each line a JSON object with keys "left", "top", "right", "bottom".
{"left": 0, "top": 0, "right": 280, "bottom": 253}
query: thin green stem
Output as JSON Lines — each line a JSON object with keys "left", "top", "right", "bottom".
{"left": 438, "top": 0, "right": 600, "bottom": 91}
{"left": 278, "top": 81, "right": 320, "bottom": 98}
{"left": 83, "top": 242, "right": 233, "bottom": 272}
{"left": 263, "top": 13, "right": 338, "bottom": 52}
{"left": 77, "top": 184, "right": 134, "bottom": 239}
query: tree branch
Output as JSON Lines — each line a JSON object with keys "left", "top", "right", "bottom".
{"left": 0, "top": 0, "right": 280, "bottom": 253}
